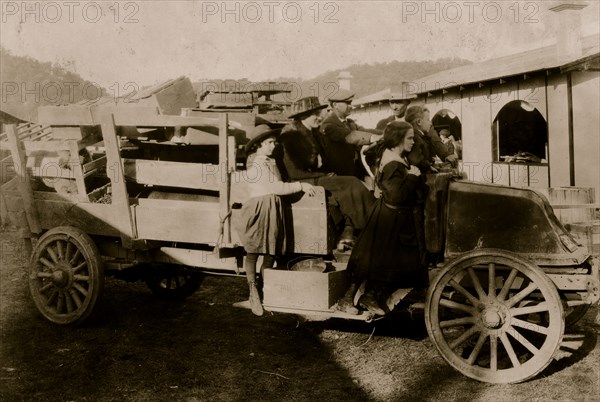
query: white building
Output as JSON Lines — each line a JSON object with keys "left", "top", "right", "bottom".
{"left": 352, "top": 35, "right": 599, "bottom": 203}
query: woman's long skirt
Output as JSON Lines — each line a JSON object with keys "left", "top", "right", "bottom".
{"left": 347, "top": 198, "right": 426, "bottom": 288}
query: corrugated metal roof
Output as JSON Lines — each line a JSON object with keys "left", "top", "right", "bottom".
{"left": 354, "top": 34, "right": 600, "bottom": 106}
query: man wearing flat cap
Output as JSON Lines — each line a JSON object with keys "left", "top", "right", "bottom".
{"left": 279, "top": 96, "right": 375, "bottom": 250}
{"left": 375, "top": 93, "right": 416, "bottom": 130}
{"left": 320, "top": 89, "right": 383, "bottom": 178}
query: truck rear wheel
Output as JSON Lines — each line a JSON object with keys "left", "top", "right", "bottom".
{"left": 144, "top": 265, "right": 203, "bottom": 301}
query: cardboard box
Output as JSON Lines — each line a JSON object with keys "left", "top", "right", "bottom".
{"left": 263, "top": 263, "right": 349, "bottom": 311}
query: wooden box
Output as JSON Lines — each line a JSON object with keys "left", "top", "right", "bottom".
{"left": 567, "top": 220, "right": 600, "bottom": 256}
{"left": 262, "top": 263, "right": 349, "bottom": 311}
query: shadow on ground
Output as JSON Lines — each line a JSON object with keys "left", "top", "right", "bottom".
{"left": 1, "top": 273, "right": 370, "bottom": 401}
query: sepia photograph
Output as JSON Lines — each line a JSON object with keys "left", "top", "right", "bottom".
{"left": 1, "top": 1, "right": 599, "bottom": 400}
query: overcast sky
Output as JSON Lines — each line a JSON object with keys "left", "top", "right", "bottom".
{"left": 1, "top": 1, "right": 599, "bottom": 88}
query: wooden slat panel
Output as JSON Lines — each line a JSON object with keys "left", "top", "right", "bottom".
{"left": 38, "top": 105, "right": 95, "bottom": 125}
{"left": 113, "top": 113, "right": 221, "bottom": 128}
{"left": 509, "top": 164, "right": 529, "bottom": 187}
{"left": 227, "top": 135, "right": 236, "bottom": 173}
{"left": 122, "top": 159, "right": 220, "bottom": 191}
{"left": 94, "top": 107, "right": 160, "bottom": 126}
{"left": 552, "top": 203, "right": 600, "bottom": 209}
{"left": 49, "top": 127, "right": 85, "bottom": 140}
{"left": 461, "top": 87, "right": 492, "bottom": 182}
{"left": 27, "top": 128, "right": 53, "bottom": 141}
{"left": 491, "top": 163, "right": 510, "bottom": 185}
{"left": 25, "top": 157, "right": 73, "bottom": 178}
{"left": 22, "top": 141, "right": 71, "bottom": 153}
{"left": 135, "top": 199, "right": 221, "bottom": 244}
{"left": 546, "top": 75, "right": 570, "bottom": 188}
{"left": 21, "top": 132, "right": 101, "bottom": 154}
{"left": 546, "top": 187, "right": 595, "bottom": 224}
{"left": 572, "top": 72, "right": 600, "bottom": 198}
{"left": 33, "top": 199, "right": 123, "bottom": 236}
{"left": 38, "top": 104, "right": 222, "bottom": 128}
{"left": 67, "top": 140, "right": 89, "bottom": 202}
{"left": 83, "top": 156, "right": 107, "bottom": 174}
{"left": 527, "top": 165, "right": 549, "bottom": 188}
{"left": 154, "top": 247, "right": 239, "bottom": 271}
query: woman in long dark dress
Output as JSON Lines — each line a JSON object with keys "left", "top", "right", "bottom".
{"left": 336, "top": 121, "right": 425, "bottom": 315}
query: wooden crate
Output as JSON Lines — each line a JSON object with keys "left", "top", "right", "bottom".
{"left": 566, "top": 220, "right": 600, "bottom": 256}
{"left": 263, "top": 263, "right": 349, "bottom": 311}
{"left": 540, "top": 187, "right": 595, "bottom": 224}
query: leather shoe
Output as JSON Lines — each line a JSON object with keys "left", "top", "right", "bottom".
{"left": 359, "top": 292, "right": 386, "bottom": 316}
{"left": 335, "top": 297, "right": 359, "bottom": 315}
{"left": 248, "top": 281, "right": 264, "bottom": 316}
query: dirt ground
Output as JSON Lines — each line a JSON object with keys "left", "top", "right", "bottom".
{"left": 1, "top": 228, "right": 599, "bottom": 402}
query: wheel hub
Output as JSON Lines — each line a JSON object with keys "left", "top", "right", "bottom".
{"left": 51, "top": 261, "right": 72, "bottom": 288}
{"left": 482, "top": 307, "right": 505, "bottom": 329}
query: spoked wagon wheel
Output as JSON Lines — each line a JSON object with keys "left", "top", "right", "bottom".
{"left": 144, "top": 265, "right": 203, "bottom": 301}
{"left": 29, "top": 226, "right": 104, "bottom": 325}
{"left": 425, "top": 249, "right": 564, "bottom": 383}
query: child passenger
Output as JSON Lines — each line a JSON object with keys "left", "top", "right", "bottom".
{"left": 236, "top": 125, "right": 316, "bottom": 316}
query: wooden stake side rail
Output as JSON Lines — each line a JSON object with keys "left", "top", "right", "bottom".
{"left": 100, "top": 114, "right": 137, "bottom": 246}
{"left": 38, "top": 105, "right": 222, "bottom": 128}
{"left": 122, "top": 159, "right": 224, "bottom": 192}
{"left": 218, "top": 113, "right": 231, "bottom": 244}
{"left": 0, "top": 123, "right": 52, "bottom": 142}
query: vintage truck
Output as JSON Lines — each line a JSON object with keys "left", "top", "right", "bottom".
{"left": 1, "top": 77, "right": 598, "bottom": 384}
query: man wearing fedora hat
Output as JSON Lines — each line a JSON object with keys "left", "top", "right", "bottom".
{"left": 375, "top": 93, "right": 416, "bottom": 130}
{"left": 320, "top": 89, "right": 383, "bottom": 178}
{"left": 279, "top": 96, "right": 376, "bottom": 250}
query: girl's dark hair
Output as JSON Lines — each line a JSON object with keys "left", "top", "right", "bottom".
{"left": 382, "top": 121, "right": 413, "bottom": 150}
{"left": 246, "top": 134, "right": 275, "bottom": 155}
{"left": 365, "top": 121, "right": 413, "bottom": 167}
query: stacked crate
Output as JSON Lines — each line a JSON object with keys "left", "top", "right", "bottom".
{"left": 539, "top": 187, "right": 599, "bottom": 256}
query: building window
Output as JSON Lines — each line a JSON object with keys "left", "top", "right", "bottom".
{"left": 493, "top": 100, "right": 548, "bottom": 164}
{"left": 432, "top": 109, "right": 462, "bottom": 159}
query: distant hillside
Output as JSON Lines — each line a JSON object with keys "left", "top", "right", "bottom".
{"left": 0, "top": 48, "right": 106, "bottom": 122}
{"left": 278, "top": 58, "right": 472, "bottom": 101}
{"left": 0, "top": 49, "right": 469, "bottom": 123}
{"left": 194, "top": 58, "right": 471, "bottom": 104}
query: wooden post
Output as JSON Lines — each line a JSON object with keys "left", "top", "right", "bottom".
{"left": 100, "top": 114, "right": 136, "bottom": 246}
{"left": 67, "top": 139, "right": 89, "bottom": 202}
{"left": 219, "top": 113, "right": 231, "bottom": 244}
{"left": 5, "top": 124, "right": 41, "bottom": 235}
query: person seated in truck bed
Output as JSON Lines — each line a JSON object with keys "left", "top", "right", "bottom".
{"left": 235, "top": 125, "right": 316, "bottom": 316}
{"left": 278, "top": 96, "right": 376, "bottom": 250}
{"left": 320, "top": 89, "right": 383, "bottom": 179}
